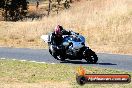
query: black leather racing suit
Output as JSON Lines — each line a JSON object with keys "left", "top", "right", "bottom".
{"left": 50, "top": 32, "right": 63, "bottom": 46}
{"left": 50, "top": 32, "right": 66, "bottom": 60}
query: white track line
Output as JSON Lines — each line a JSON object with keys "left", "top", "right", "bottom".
{"left": 1, "top": 58, "right": 5, "bottom": 60}
{"left": 51, "top": 63, "right": 55, "bottom": 64}
{"left": 20, "top": 60, "right": 27, "bottom": 62}
{"left": 36, "top": 62, "right": 46, "bottom": 64}
{"left": 12, "top": 59, "right": 16, "bottom": 61}
{"left": 1, "top": 58, "right": 57, "bottom": 65}
{"left": 29, "top": 60, "right": 37, "bottom": 63}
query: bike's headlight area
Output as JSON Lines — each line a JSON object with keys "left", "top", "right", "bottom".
{"left": 72, "top": 42, "right": 84, "bottom": 49}
{"left": 63, "top": 42, "right": 69, "bottom": 46}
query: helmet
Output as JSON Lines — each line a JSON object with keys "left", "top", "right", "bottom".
{"left": 54, "top": 25, "right": 62, "bottom": 36}
{"left": 59, "top": 25, "right": 63, "bottom": 31}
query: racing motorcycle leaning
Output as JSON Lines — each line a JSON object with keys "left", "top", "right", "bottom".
{"left": 41, "top": 31, "right": 98, "bottom": 64}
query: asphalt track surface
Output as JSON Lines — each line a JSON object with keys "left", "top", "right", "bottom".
{"left": 0, "top": 47, "right": 132, "bottom": 71}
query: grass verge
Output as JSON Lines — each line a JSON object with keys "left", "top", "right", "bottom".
{"left": 0, "top": 59, "right": 132, "bottom": 88}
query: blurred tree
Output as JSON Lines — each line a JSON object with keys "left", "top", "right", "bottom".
{"left": 0, "top": 0, "right": 29, "bottom": 21}
{"left": 64, "top": 0, "right": 70, "bottom": 9}
{"left": 57, "top": 0, "right": 61, "bottom": 5}
{"left": 0, "top": 0, "right": 5, "bottom": 8}
{"left": 47, "top": 0, "right": 52, "bottom": 16}
{"left": 36, "top": 0, "right": 39, "bottom": 9}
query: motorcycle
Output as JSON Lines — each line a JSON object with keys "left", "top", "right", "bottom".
{"left": 41, "top": 31, "right": 98, "bottom": 64}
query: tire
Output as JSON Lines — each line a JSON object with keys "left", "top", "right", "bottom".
{"left": 49, "top": 46, "right": 59, "bottom": 59}
{"left": 84, "top": 49, "right": 98, "bottom": 64}
{"left": 88, "top": 53, "right": 98, "bottom": 64}
{"left": 52, "top": 51, "right": 65, "bottom": 61}
{"left": 57, "top": 55, "right": 66, "bottom": 61}
{"left": 49, "top": 45, "right": 66, "bottom": 61}
{"left": 49, "top": 49, "right": 52, "bottom": 55}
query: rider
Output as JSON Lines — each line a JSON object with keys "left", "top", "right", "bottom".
{"left": 50, "top": 25, "right": 80, "bottom": 46}
{"left": 50, "top": 25, "right": 63, "bottom": 45}
{"left": 49, "top": 25, "right": 66, "bottom": 61}
{"left": 50, "top": 25, "right": 72, "bottom": 45}
{"left": 49, "top": 25, "right": 79, "bottom": 60}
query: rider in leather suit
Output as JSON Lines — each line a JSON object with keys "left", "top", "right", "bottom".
{"left": 49, "top": 25, "right": 79, "bottom": 61}
{"left": 49, "top": 25, "right": 65, "bottom": 61}
{"left": 51, "top": 25, "right": 63, "bottom": 45}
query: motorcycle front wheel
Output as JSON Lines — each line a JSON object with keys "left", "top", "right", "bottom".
{"left": 84, "top": 49, "right": 98, "bottom": 64}
{"left": 52, "top": 51, "right": 66, "bottom": 61}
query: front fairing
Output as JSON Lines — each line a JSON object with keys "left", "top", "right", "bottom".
{"left": 63, "top": 35, "right": 85, "bottom": 49}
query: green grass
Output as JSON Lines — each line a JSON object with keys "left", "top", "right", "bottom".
{"left": 0, "top": 59, "right": 132, "bottom": 88}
